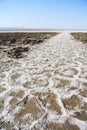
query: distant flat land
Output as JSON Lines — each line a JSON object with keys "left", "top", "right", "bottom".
{"left": 0, "top": 29, "right": 87, "bottom": 33}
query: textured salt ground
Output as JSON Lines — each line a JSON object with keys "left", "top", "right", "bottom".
{"left": 0, "top": 32, "right": 87, "bottom": 130}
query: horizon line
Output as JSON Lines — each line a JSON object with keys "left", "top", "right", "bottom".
{"left": 0, "top": 28, "right": 87, "bottom": 31}
{"left": 0, "top": 27, "right": 87, "bottom": 31}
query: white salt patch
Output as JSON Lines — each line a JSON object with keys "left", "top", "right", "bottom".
{"left": 71, "top": 118, "right": 87, "bottom": 130}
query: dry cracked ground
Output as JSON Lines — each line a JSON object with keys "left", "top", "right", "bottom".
{"left": 0, "top": 32, "right": 87, "bottom": 130}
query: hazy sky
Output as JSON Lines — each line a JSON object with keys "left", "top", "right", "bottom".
{"left": 0, "top": 0, "right": 87, "bottom": 29}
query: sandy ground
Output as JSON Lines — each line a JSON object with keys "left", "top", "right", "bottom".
{"left": 0, "top": 32, "right": 87, "bottom": 130}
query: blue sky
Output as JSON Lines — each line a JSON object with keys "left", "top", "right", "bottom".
{"left": 0, "top": 0, "right": 87, "bottom": 29}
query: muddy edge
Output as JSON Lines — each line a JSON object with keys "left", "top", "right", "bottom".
{"left": 71, "top": 33, "right": 87, "bottom": 46}
{"left": 0, "top": 32, "right": 57, "bottom": 59}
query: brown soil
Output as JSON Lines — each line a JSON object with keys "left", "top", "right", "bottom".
{"left": 80, "top": 89, "right": 87, "bottom": 97}
{"left": 10, "top": 90, "right": 24, "bottom": 98}
{"left": 68, "top": 86, "right": 78, "bottom": 91}
{"left": 63, "top": 95, "right": 80, "bottom": 110}
{"left": 71, "top": 33, "right": 87, "bottom": 45}
{"left": 23, "top": 81, "right": 32, "bottom": 88}
{"left": 11, "top": 73, "right": 21, "bottom": 80}
{"left": 57, "top": 79, "right": 69, "bottom": 88}
{"left": 10, "top": 90, "right": 24, "bottom": 105}
{"left": 83, "top": 102, "right": 87, "bottom": 110}
{"left": 35, "top": 92, "right": 62, "bottom": 114}
{"left": 74, "top": 110, "right": 87, "bottom": 121}
{"left": 0, "top": 86, "right": 6, "bottom": 93}
{"left": 0, "top": 100, "right": 4, "bottom": 110}
{"left": 2, "top": 122, "right": 14, "bottom": 130}
{"left": 46, "top": 121, "right": 80, "bottom": 130}
{"left": 10, "top": 97, "right": 18, "bottom": 105}
{"left": 15, "top": 97, "right": 44, "bottom": 120}
{"left": 83, "top": 82, "right": 87, "bottom": 87}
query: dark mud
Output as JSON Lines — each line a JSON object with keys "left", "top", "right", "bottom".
{"left": 71, "top": 33, "right": 87, "bottom": 45}
{"left": 0, "top": 32, "right": 57, "bottom": 58}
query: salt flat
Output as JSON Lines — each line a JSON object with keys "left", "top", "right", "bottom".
{"left": 0, "top": 30, "right": 87, "bottom": 33}
{"left": 0, "top": 32, "right": 87, "bottom": 130}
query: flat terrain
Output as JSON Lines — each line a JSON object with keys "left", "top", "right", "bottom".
{"left": 0, "top": 32, "right": 87, "bottom": 130}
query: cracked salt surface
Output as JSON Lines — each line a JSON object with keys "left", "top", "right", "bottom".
{"left": 0, "top": 32, "right": 87, "bottom": 130}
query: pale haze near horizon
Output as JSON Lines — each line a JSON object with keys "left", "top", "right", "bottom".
{"left": 0, "top": 0, "right": 87, "bottom": 30}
